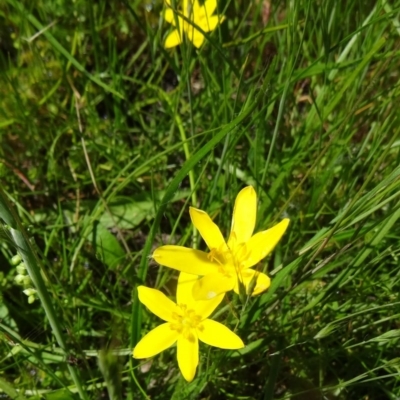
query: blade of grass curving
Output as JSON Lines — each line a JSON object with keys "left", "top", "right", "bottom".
{"left": 223, "top": 23, "right": 291, "bottom": 47}
{"left": 0, "top": 188, "right": 88, "bottom": 399}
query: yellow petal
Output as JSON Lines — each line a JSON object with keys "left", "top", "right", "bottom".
{"left": 164, "top": 9, "right": 175, "bottom": 24}
{"left": 176, "top": 272, "right": 224, "bottom": 319}
{"left": 228, "top": 186, "right": 257, "bottom": 247}
{"left": 233, "top": 269, "right": 271, "bottom": 296}
{"left": 204, "top": 0, "right": 217, "bottom": 16}
{"left": 182, "top": 0, "right": 190, "bottom": 17}
{"left": 189, "top": 207, "right": 227, "bottom": 251}
{"left": 153, "top": 245, "right": 217, "bottom": 275}
{"left": 177, "top": 272, "right": 224, "bottom": 317}
{"left": 137, "top": 286, "right": 179, "bottom": 322}
{"left": 197, "top": 320, "right": 244, "bottom": 349}
{"left": 185, "top": 24, "right": 205, "bottom": 48}
{"left": 192, "top": 31, "right": 205, "bottom": 48}
{"left": 133, "top": 323, "right": 178, "bottom": 358}
{"left": 191, "top": 0, "right": 201, "bottom": 17}
{"left": 242, "top": 218, "right": 290, "bottom": 268}
{"left": 192, "top": 273, "right": 235, "bottom": 300}
{"left": 199, "top": 15, "right": 220, "bottom": 32}
{"left": 193, "top": 293, "right": 224, "bottom": 318}
{"left": 177, "top": 335, "right": 199, "bottom": 382}
{"left": 165, "top": 29, "right": 182, "bottom": 48}
{"left": 177, "top": 272, "right": 198, "bottom": 307}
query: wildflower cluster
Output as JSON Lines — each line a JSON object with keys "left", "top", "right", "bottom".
{"left": 133, "top": 186, "right": 289, "bottom": 382}
{"left": 11, "top": 253, "right": 37, "bottom": 304}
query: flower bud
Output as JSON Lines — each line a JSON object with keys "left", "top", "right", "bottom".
{"left": 23, "top": 288, "right": 37, "bottom": 297}
{"left": 23, "top": 275, "right": 32, "bottom": 286}
{"left": 16, "top": 263, "right": 26, "bottom": 275}
{"left": 14, "top": 274, "right": 25, "bottom": 285}
{"left": 11, "top": 254, "right": 22, "bottom": 266}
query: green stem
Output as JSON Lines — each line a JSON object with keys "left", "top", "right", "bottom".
{"left": 0, "top": 188, "right": 88, "bottom": 400}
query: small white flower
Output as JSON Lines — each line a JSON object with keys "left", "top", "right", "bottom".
{"left": 16, "top": 263, "right": 26, "bottom": 275}
{"left": 14, "top": 274, "right": 25, "bottom": 285}
{"left": 23, "top": 288, "right": 37, "bottom": 296}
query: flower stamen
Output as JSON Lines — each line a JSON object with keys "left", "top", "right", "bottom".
{"left": 170, "top": 304, "right": 202, "bottom": 339}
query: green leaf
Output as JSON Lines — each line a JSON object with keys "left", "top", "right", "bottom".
{"left": 370, "top": 330, "right": 400, "bottom": 343}
{"left": 230, "top": 338, "right": 264, "bottom": 357}
{"left": 100, "top": 190, "right": 190, "bottom": 229}
{"left": 89, "top": 221, "right": 125, "bottom": 269}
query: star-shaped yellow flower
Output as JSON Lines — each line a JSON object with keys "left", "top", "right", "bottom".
{"left": 163, "top": 0, "right": 225, "bottom": 48}
{"left": 133, "top": 272, "right": 244, "bottom": 382}
{"left": 153, "top": 186, "right": 289, "bottom": 300}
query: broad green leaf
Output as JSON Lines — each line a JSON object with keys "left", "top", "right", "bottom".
{"left": 89, "top": 221, "right": 125, "bottom": 269}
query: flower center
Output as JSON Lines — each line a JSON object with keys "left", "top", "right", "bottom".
{"left": 170, "top": 304, "right": 203, "bottom": 342}
{"left": 207, "top": 242, "right": 250, "bottom": 276}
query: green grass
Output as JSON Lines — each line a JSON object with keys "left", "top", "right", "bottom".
{"left": 1, "top": 0, "right": 400, "bottom": 398}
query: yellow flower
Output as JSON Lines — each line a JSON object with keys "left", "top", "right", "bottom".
{"left": 164, "top": 0, "right": 225, "bottom": 48}
{"left": 153, "top": 186, "right": 290, "bottom": 300}
{"left": 133, "top": 272, "right": 244, "bottom": 382}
